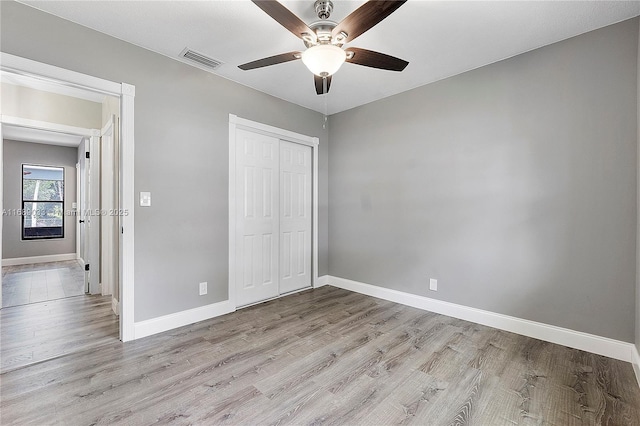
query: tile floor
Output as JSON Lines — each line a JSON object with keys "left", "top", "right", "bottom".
{"left": 1, "top": 261, "right": 86, "bottom": 308}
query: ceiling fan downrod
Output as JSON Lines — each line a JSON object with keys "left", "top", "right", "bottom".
{"left": 314, "top": 0, "right": 333, "bottom": 20}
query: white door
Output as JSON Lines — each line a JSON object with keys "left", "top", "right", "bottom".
{"left": 101, "top": 117, "right": 116, "bottom": 297}
{"left": 84, "top": 135, "right": 101, "bottom": 295}
{"left": 279, "top": 141, "right": 312, "bottom": 294}
{"left": 235, "top": 129, "right": 280, "bottom": 307}
{"left": 78, "top": 139, "right": 88, "bottom": 292}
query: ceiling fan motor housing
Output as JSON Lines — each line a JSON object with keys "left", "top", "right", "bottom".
{"left": 305, "top": 21, "right": 338, "bottom": 47}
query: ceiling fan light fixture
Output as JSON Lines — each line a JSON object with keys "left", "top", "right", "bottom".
{"left": 301, "top": 44, "right": 346, "bottom": 77}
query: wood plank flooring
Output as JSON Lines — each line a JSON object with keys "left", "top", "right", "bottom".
{"left": 1, "top": 286, "right": 639, "bottom": 425}
{"left": 2, "top": 261, "right": 86, "bottom": 308}
{"left": 0, "top": 293, "right": 119, "bottom": 372}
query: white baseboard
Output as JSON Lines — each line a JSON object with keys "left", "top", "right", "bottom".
{"left": 134, "top": 300, "right": 235, "bottom": 340}
{"left": 315, "top": 275, "right": 329, "bottom": 288}
{"left": 633, "top": 345, "right": 640, "bottom": 388}
{"left": 111, "top": 297, "right": 120, "bottom": 317}
{"left": 329, "top": 276, "right": 636, "bottom": 363}
{"left": 2, "top": 253, "right": 77, "bottom": 266}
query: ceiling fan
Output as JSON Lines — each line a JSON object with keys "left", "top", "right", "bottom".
{"left": 238, "top": 0, "right": 409, "bottom": 95}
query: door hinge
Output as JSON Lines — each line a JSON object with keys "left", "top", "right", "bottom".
{"left": 85, "top": 264, "right": 90, "bottom": 271}
{"left": 85, "top": 152, "right": 90, "bottom": 159}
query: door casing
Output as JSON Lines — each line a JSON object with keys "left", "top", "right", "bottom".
{"left": 0, "top": 53, "right": 136, "bottom": 341}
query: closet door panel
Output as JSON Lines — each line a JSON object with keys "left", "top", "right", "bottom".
{"left": 279, "top": 140, "right": 312, "bottom": 294}
{"left": 236, "top": 129, "right": 280, "bottom": 306}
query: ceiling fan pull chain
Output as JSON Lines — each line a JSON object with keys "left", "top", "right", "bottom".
{"left": 323, "top": 93, "right": 328, "bottom": 129}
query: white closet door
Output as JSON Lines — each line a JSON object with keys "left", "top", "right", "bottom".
{"left": 236, "top": 129, "right": 280, "bottom": 306}
{"left": 279, "top": 140, "right": 312, "bottom": 294}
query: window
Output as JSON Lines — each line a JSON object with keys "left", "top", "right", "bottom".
{"left": 22, "top": 165, "right": 65, "bottom": 240}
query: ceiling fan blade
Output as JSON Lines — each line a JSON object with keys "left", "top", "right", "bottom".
{"left": 314, "top": 75, "right": 332, "bottom": 95}
{"left": 332, "top": 0, "right": 407, "bottom": 43}
{"left": 346, "top": 48, "right": 408, "bottom": 71}
{"left": 252, "top": 0, "right": 316, "bottom": 42}
{"left": 238, "top": 51, "right": 301, "bottom": 70}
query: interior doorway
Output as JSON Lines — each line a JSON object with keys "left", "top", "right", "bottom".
{"left": 1, "top": 104, "right": 112, "bottom": 308}
{"left": 0, "top": 53, "right": 135, "bottom": 341}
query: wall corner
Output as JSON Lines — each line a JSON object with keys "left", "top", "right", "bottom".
{"left": 636, "top": 17, "right": 640, "bottom": 357}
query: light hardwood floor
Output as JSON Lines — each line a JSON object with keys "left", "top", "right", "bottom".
{"left": 2, "top": 261, "right": 86, "bottom": 308}
{"left": 1, "top": 286, "right": 639, "bottom": 425}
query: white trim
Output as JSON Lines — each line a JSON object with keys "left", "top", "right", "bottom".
{"left": 100, "top": 117, "right": 115, "bottom": 297}
{"left": 228, "top": 114, "right": 319, "bottom": 310}
{"left": 101, "top": 117, "right": 114, "bottom": 137}
{"left": 0, "top": 124, "right": 3, "bottom": 308}
{"left": 0, "top": 53, "right": 136, "bottom": 342}
{"left": 0, "top": 115, "right": 99, "bottom": 137}
{"left": 87, "top": 135, "right": 101, "bottom": 295}
{"left": 120, "top": 83, "right": 135, "bottom": 341}
{"left": 1, "top": 53, "right": 122, "bottom": 96}
{"left": 633, "top": 345, "right": 640, "bottom": 389}
{"left": 328, "top": 276, "right": 636, "bottom": 363}
{"left": 112, "top": 297, "right": 120, "bottom": 317}
{"left": 228, "top": 118, "right": 237, "bottom": 309}
{"left": 315, "top": 275, "right": 329, "bottom": 288}
{"left": 134, "top": 301, "right": 235, "bottom": 339}
{"left": 2, "top": 253, "right": 77, "bottom": 266}
{"left": 312, "top": 137, "right": 319, "bottom": 288}
{"left": 229, "top": 114, "right": 318, "bottom": 147}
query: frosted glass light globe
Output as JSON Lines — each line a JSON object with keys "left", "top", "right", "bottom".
{"left": 301, "top": 44, "right": 347, "bottom": 77}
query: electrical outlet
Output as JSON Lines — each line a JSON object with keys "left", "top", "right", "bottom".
{"left": 140, "top": 192, "right": 151, "bottom": 207}
{"left": 199, "top": 282, "right": 207, "bottom": 295}
{"left": 429, "top": 278, "right": 438, "bottom": 291}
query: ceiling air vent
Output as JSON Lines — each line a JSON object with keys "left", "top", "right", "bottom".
{"left": 180, "top": 48, "right": 223, "bottom": 71}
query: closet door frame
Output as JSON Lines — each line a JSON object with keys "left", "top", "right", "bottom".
{"left": 228, "top": 114, "right": 319, "bottom": 309}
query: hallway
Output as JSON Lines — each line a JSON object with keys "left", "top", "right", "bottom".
{"left": 2, "top": 260, "right": 85, "bottom": 308}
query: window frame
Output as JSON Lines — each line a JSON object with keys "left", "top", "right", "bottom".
{"left": 21, "top": 163, "right": 65, "bottom": 240}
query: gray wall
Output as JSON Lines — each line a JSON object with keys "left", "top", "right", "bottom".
{"left": 2, "top": 83, "right": 103, "bottom": 129}
{"left": 0, "top": 1, "right": 329, "bottom": 322}
{"left": 328, "top": 18, "right": 638, "bottom": 343}
{"left": 637, "top": 21, "right": 640, "bottom": 355}
{"left": 2, "top": 140, "right": 77, "bottom": 259}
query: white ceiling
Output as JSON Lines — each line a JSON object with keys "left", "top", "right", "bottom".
{"left": 19, "top": 1, "right": 640, "bottom": 115}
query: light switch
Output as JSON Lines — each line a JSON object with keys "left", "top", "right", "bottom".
{"left": 140, "top": 192, "right": 151, "bottom": 207}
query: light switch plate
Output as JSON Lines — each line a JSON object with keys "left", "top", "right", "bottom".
{"left": 140, "top": 192, "right": 151, "bottom": 207}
